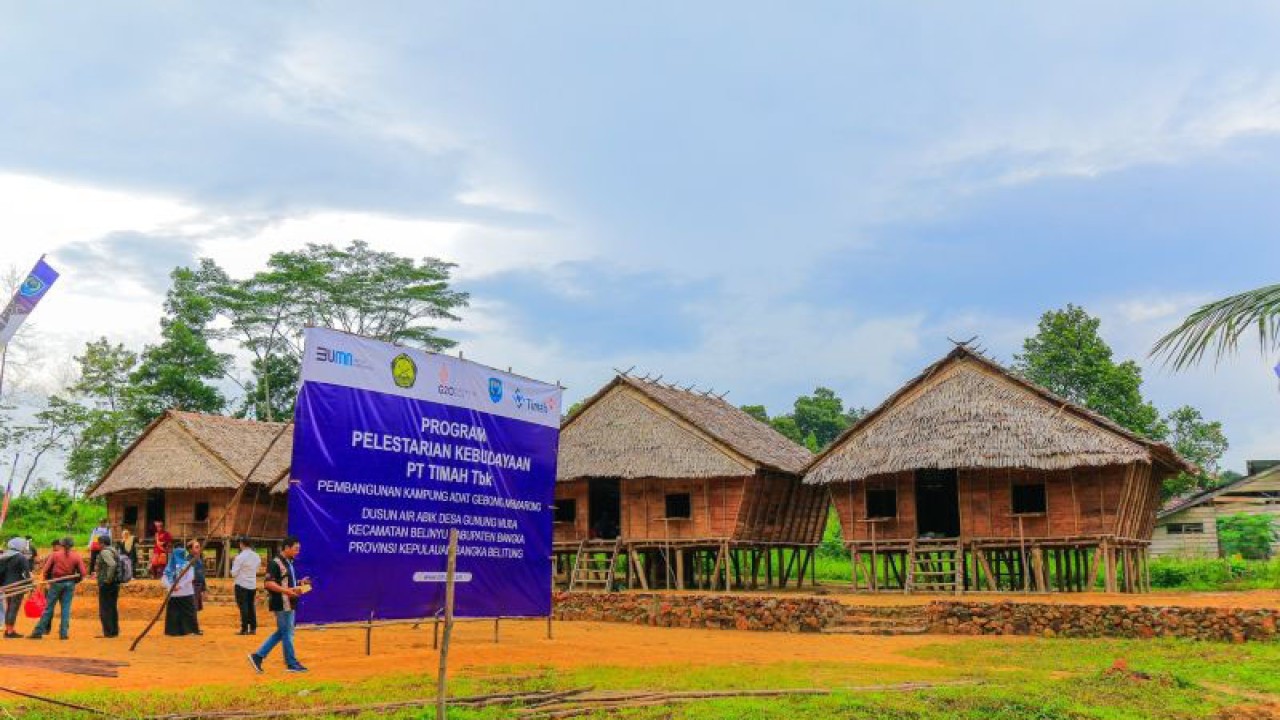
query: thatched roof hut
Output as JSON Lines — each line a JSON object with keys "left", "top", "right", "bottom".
{"left": 87, "top": 410, "right": 292, "bottom": 498}
{"left": 87, "top": 411, "right": 292, "bottom": 552}
{"left": 805, "top": 346, "right": 1189, "bottom": 485}
{"left": 558, "top": 375, "right": 811, "bottom": 482}
{"left": 555, "top": 375, "right": 824, "bottom": 591}
{"left": 805, "top": 345, "right": 1191, "bottom": 594}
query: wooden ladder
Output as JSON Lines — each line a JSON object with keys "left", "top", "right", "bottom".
{"left": 905, "top": 540, "right": 962, "bottom": 594}
{"left": 568, "top": 538, "right": 622, "bottom": 591}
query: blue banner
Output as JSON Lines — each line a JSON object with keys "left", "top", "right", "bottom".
{"left": 289, "top": 328, "right": 560, "bottom": 624}
{"left": 0, "top": 257, "right": 59, "bottom": 344}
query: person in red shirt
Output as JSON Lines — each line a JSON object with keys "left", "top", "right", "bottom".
{"left": 149, "top": 521, "right": 173, "bottom": 580}
{"left": 28, "top": 538, "right": 86, "bottom": 640}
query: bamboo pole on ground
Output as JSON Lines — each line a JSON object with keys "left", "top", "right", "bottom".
{"left": 436, "top": 528, "right": 459, "bottom": 720}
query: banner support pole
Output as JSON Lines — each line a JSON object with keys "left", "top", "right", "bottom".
{"left": 436, "top": 528, "right": 459, "bottom": 720}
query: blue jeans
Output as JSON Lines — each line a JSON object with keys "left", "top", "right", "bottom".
{"left": 254, "top": 610, "right": 300, "bottom": 668}
{"left": 34, "top": 581, "right": 75, "bottom": 638}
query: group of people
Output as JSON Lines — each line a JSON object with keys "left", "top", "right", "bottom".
{"left": 0, "top": 522, "right": 310, "bottom": 673}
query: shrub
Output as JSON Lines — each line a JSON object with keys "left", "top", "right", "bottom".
{"left": 1, "top": 488, "right": 106, "bottom": 549}
{"left": 1217, "top": 513, "right": 1277, "bottom": 560}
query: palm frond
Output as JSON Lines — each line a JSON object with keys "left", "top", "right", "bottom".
{"left": 1151, "top": 283, "right": 1280, "bottom": 371}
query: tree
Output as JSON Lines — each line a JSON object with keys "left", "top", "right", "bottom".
{"left": 128, "top": 266, "right": 231, "bottom": 424}
{"left": 1014, "top": 305, "right": 1165, "bottom": 438}
{"left": 1217, "top": 513, "right": 1276, "bottom": 560}
{"left": 62, "top": 339, "right": 142, "bottom": 493}
{"left": 740, "top": 405, "right": 769, "bottom": 424}
{"left": 1161, "top": 405, "right": 1230, "bottom": 500}
{"left": 11, "top": 396, "right": 87, "bottom": 496}
{"left": 201, "top": 241, "right": 468, "bottom": 416}
{"left": 1151, "top": 283, "right": 1280, "bottom": 370}
{"left": 742, "top": 390, "right": 867, "bottom": 451}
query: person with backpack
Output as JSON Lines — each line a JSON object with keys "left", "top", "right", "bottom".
{"left": 94, "top": 534, "right": 121, "bottom": 638}
{"left": 1, "top": 537, "right": 32, "bottom": 638}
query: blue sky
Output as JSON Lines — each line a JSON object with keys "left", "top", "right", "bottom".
{"left": 1, "top": 2, "right": 1279, "bottom": 479}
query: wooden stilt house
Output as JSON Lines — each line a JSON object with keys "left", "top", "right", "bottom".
{"left": 555, "top": 374, "right": 823, "bottom": 590}
{"left": 85, "top": 410, "right": 293, "bottom": 575}
{"left": 804, "top": 346, "right": 1192, "bottom": 594}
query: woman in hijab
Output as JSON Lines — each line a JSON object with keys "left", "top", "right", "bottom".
{"left": 162, "top": 547, "right": 201, "bottom": 636}
{"left": 120, "top": 529, "right": 138, "bottom": 572}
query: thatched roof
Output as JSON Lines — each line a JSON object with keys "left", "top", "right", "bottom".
{"left": 805, "top": 346, "right": 1192, "bottom": 485}
{"left": 86, "top": 411, "right": 293, "bottom": 498}
{"left": 557, "top": 375, "right": 812, "bottom": 481}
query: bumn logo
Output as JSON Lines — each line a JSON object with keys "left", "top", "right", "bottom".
{"left": 315, "top": 346, "right": 354, "bottom": 367}
{"left": 391, "top": 353, "right": 417, "bottom": 389}
{"left": 488, "top": 378, "right": 504, "bottom": 403}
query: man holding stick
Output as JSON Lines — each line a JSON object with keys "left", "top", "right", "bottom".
{"left": 247, "top": 537, "right": 309, "bottom": 673}
{"left": 28, "top": 538, "right": 86, "bottom": 640}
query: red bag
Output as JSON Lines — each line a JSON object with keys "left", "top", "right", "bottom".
{"left": 24, "top": 590, "right": 47, "bottom": 619}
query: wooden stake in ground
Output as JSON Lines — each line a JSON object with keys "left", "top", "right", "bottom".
{"left": 436, "top": 527, "right": 459, "bottom": 720}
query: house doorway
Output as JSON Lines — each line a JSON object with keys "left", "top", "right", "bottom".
{"left": 914, "top": 469, "right": 960, "bottom": 538}
{"left": 588, "top": 478, "right": 621, "bottom": 540}
{"left": 145, "top": 490, "right": 166, "bottom": 537}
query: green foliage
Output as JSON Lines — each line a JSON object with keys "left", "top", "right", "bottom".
{"left": 818, "top": 507, "right": 844, "bottom": 558}
{"left": 1151, "top": 281, "right": 1280, "bottom": 370}
{"left": 201, "top": 241, "right": 468, "bottom": 418}
{"left": 129, "top": 265, "right": 231, "bottom": 423}
{"left": 62, "top": 338, "right": 143, "bottom": 494}
{"left": 1161, "top": 405, "right": 1230, "bottom": 500}
{"left": 1216, "top": 512, "right": 1277, "bottom": 560}
{"left": 744, "top": 389, "right": 866, "bottom": 451}
{"left": 1014, "top": 304, "right": 1164, "bottom": 438}
{"left": 2, "top": 488, "right": 105, "bottom": 548}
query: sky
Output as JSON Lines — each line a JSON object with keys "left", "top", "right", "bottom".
{"left": 1, "top": 2, "right": 1279, "bottom": 482}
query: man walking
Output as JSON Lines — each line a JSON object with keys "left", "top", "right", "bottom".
{"left": 230, "top": 537, "right": 261, "bottom": 635}
{"left": 94, "top": 534, "right": 121, "bottom": 638}
{"left": 247, "top": 537, "right": 309, "bottom": 673}
{"left": 29, "top": 538, "right": 86, "bottom": 640}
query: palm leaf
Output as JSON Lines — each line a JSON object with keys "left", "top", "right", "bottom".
{"left": 1151, "top": 283, "right": 1280, "bottom": 370}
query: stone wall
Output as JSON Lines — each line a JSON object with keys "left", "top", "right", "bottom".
{"left": 552, "top": 591, "right": 845, "bottom": 632}
{"left": 929, "top": 601, "right": 1280, "bottom": 643}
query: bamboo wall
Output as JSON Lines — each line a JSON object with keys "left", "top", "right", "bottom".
{"left": 832, "top": 463, "right": 1162, "bottom": 544}
{"left": 554, "top": 473, "right": 825, "bottom": 546}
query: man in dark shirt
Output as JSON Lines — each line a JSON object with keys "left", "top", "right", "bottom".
{"left": 1, "top": 538, "right": 32, "bottom": 638}
{"left": 247, "top": 536, "right": 309, "bottom": 673}
{"left": 29, "top": 538, "right": 87, "bottom": 640}
{"left": 94, "top": 534, "right": 121, "bottom": 638}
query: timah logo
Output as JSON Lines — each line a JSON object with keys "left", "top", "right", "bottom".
{"left": 315, "top": 346, "right": 354, "bottom": 367}
{"left": 513, "top": 387, "right": 551, "bottom": 414}
{"left": 488, "top": 378, "right": 504, "bottom": 403}
{"left": 391, "top": 353, "right": 418, "bottom": 389}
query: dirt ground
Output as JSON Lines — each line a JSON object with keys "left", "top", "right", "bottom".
{"left": 0, "top": 595, "right": 972, "bottom": 697}
{"left": 5, "top": 586, "right": 1279, "bottom": 701}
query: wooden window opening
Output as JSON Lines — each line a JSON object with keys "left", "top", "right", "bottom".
{"left": 554, "top": 499, "right": 577, "bottom": 524}
{"left": 665, "top": 493, "right": 692, "bottom": 520}
{"left": 1011, "top": 483, "right": 1047, "bottom": 516}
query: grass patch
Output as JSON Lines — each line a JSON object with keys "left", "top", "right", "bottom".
{"left": 8, "top": 637, "right": 1280, "bottom": 719}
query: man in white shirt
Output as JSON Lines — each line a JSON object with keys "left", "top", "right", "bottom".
{"left": 230, "top": 537, "right": 262, "bottom": 635}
